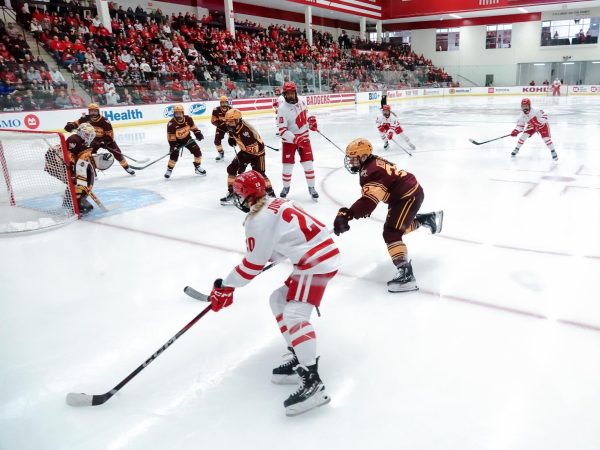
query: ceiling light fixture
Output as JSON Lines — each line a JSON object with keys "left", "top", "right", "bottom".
{"left": 533, "top": 63, "right": 546, "bottom": 66}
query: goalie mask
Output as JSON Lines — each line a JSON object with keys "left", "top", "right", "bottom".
{"left": 93, "top": 152, "right": 115, "bottom": 171}
{"left": 232, "top": 170, "right": 267, "bottom": 213}
{"left": 345, "top": 138, "right": 373, "bottom": 174}
{"left": 283, "top": 81, "right": 298, "bottom": 104}
{"left": 77, "top": 123, "right": 96, "bottom": 146}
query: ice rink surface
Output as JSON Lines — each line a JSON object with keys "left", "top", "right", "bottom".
{"left": 2, "top": 95, "right": 600, "bottom": 450}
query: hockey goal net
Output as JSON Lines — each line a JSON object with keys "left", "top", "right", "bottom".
{"left": 0, "top": 129, "right": 79, "bottom": 234}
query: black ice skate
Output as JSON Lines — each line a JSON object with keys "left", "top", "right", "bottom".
{"left": 272, "top": 347, "right": 300, "bottom": 385}
{"left": 387, "top": 260, "right": 418, "bottom": 293}
{"left": 125, "top": 166, "right": 136, "bottom": 175}
{"left": 267, "top": 187, "right": 276, "bottom": 198}
{"left": 383, "top": 141, "right": 389, "bottom": 150}
{"left": 284, "top": 358, "right": 330, "bottom": 416}
{"left": 215, "top": 151, "right": 225, "bottom": 161}
{"left": 511, "top": 148, "right": 519, "bottom": 157}
{"left": 78, "top": 196, "right": 94, "bottom": 215}
{"left": 551, "top": 150, "right": 558, "bottom": 161}
{"left": 195, "top": 165, "right": 207, "bottom": 175}
{"left": 308, "top": 187, "right": 319, "bottom": 201}
{"left": 164, "top": 168, "right": 173, "bottom": 179}
{"left": 416, "top": 210, "right": 444, "bottom": 234}
{"left": 280, "top": 186, "right": 290, "bottom": 198}
{"left": 220, "top": 192, "right": 234, "bottom": 205}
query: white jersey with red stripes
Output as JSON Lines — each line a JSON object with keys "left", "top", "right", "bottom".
{"left": 376, "top": 113, "right": 402, "bottom": 133}
{"left": 272, "top": 95, "right": 284, "bottom": 114}
{"left": 516, "top": 107, "right": 548, "bottom": 131}
{"left": 277, "top": 97, "right": 310, "bottom": 144}
{"left": 223, "top": 197, "right": 340, "bottom": 288}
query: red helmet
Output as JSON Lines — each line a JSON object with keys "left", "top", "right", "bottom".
{"left": 382, "top": 105, "right": 391, "bottom": 116}
{"left": 275, "top": 86, "right": 281, "bottom": 94}
{"left": 283, "top": 81, "right": 297, "bottom": 92}
{"left": 232, "top": 170, "right": 266, "bottom": 212}
{"left": 521, "top": 98, "right": 531, "bottom": 112}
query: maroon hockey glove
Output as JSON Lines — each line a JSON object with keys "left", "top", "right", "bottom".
{"left": 209, "top": 279, "right": 235, "bottom": 312}
{"left": 511, "top": 129, "right": 519, "bottom": 137}
{"left": 387, "top": 130, "right": 394, "bottom": 141}
{"left": 65, "top": 122, "right": 77, "bottom": 132}
{"left": 228, "top": 136, "right": 237, "bottom": 147}
{"left": 194, "top": 130, "right": 204, "bottom": 141}
{"left": 334, "top": 207, "right": 353, "bottom": 236}
{"left": 308, "top": 115, "right": 319, "bottom": 132}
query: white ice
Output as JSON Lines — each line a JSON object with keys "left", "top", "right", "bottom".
{"left": 2, "top": 95, "right": 600, "bottom": 450}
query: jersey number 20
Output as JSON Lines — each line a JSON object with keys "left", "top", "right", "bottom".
{"left": 282, "top": 206, "right": 324, "bottom": 241}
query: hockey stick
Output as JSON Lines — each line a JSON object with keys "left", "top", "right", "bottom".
{"left": 66, "top": 304, "right": 212, "bottom": 407}
{"left": 469, "top": 134, "right": 511, "bottom": 146}
{"left": 128, "top": 152, "right": 170, "bottom": 170}
{"left": 87, "top": 190, "right": 108, "bottom": 212}
{"left": 316, "top": 131, "right": 345, "bottom": 154}
{"left": 121, "top": 152, "right": 150, "bottom": 163}
{"left": 389, "top": 138, "right": 413, "bottom": 157}
{"left": 265, "top": 144, "right": 279, "bottom": 152}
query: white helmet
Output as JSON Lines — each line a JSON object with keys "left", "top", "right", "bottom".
{"left": 77, "top": 123, "right": 96, "bottom": 146}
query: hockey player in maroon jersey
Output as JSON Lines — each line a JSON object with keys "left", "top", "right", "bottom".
{"left": 219, "top": 108, "right": 275, "bottom": 204}
{"left": 209, "top": 170, "right": 339, "bottom": 416}
{"left": 64, "top": 103, "right": 135, "bottom": 175}
{"left": 211, "top": 95, "right": 231, "bottom": 161}
{"left": 164, "top": 104, "right": 205, "bottom": 179}
{"left": 333, "top": 138, "right": 443, "bottom": 292}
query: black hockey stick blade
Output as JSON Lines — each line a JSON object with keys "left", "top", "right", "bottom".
{"left": 469, "top": 134, "right": 511, "bottom": 146}
{"left": 183, "top": 286, "right": 209, "bottom": 301}
{"left": 265, "top": 144, "right": 280, "bottom": 151}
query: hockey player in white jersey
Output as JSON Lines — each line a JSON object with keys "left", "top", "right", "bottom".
{"left": 272, "top": 86, "right": 283, "bottom": 136}
{"left": 511, "top": 98, "right": 558, "bottom": 161}
{"left": 277, "top": 81, "right": 319, "bottom": 200}
{"left": 376, "top": 105, "right": 415, "bottom": 151}
{"left": 208, "top": 170, "right": 339, "bottom": 416}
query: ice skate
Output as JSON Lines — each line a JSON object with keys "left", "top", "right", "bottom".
{"left": 272, "top": 347, "right": 300, "bottom": 385}
{"left": 551, "top": 150, "right": 558, "bottom": 161}
{"left": 78, "top": 196, "right": 94, "bottom": 215}
{"left": 164, "top": 168, "right": 173, "bottom": 179}
{"left": 511, "top": 148, "right": 519, "bottom": 157}
{"left": 387, "top": 261, "right": 418, "bottom": 293}
{"left": 308, "top": 187, "right": 319, "bottom": 201}
{"left": 125, "top": 166, "right": 135, "bottom": 175}
{"left": 220, "top": 192, "right": 234, "bottom": 205}
{"left": 215, "top": 151, "right": 225, "bottom": 161}
{"left": 284, "top": 358, "right": 330, "bottom": 416}
{"left": 416, "top": 210, "right": 444, "bottom": 234}
{"left": 280, "top": 186, "right": 290, "bottom": 198}
{"left": 408, "top": 142, "right": 416, "bottom": 150}
{"left": 267, "top": 187, "right": 276, "bottom": 198}
{"left": 195, "top": 165, "right": 207, "bottom": 175}
{"left": 383, "top": 141, "right": 389, "bottom": 150}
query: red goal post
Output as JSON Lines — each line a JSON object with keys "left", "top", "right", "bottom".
{"left": 0, "top": 129, "right": 80, "bottom": 234}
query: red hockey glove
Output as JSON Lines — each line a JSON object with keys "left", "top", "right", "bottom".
{"left": 308, "top": 115, "right": 319, "bottom": 132}
{"left": 387, "top": 130, "right": 394, "bottom": 141}
{"left": 209, "top": 279, "right": 234, "bottom": 312}
{"left": 194, "top": 130, "right": 204, "bottom": 141}
{"left": 510, "top": 129, "right": 519, "bottom": 137}
{"left": 293, "top": 134, "right": 309, "bottom": 147}
{"left": 393, "top": 126, "right": 402, "bottom": 134}
{"left": 333, "top": 207, "right": 353, "bottom": 236}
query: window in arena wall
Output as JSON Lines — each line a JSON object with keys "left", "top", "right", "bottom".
{"left": 485, "top": 24, "right": 512, "bottom": 49}
{"left": 388, "top": 31, "right": 411, "bottom": 45}
{"left": 436, "top": 28, "right": 460, "bottom": 52}
{"left": 541, "top": 18, "right": 599, "bottom": 46}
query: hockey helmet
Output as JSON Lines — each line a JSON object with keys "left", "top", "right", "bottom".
{"left": 224, "top": 108, "right": 242, "bottom": 130}
{"left": 382, "top": 105, "right": 391, "bottom": 117}
{"left": 521, "top": 98, "right": 531, "bottom": 113}
{"left": 345, "top": 138, "right": 373, "bottom": 174}
{"left": 232, "top": 170, "right": 267, "bottom": 213}
{"left": 219, "top": 95, "right": 229, "bottom": 107}
{"left": 283, "top": 81, "right": 298, "bottom": 104}
{"left": 173, "top": 104, "right": 184, "bottom": 120}
{"left": 77, "top": 122, "right": 97, "bottom": 146}
{"left": 275, "top": 86, "right": 282, "bottom": 95}
{"left": 88, "top": 102, "right": 100, "bottom": 118}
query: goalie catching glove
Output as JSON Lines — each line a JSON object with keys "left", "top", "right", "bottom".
{"left": 209, "top": 278, "right": 235, "bottom": 312}
{"left": 333, "top": 207, "right": 354, "bottom": 236}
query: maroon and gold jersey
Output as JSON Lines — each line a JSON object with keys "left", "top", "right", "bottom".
{"left": 66, "top": 134, "right": 93, "bottom": 159}
{"left": 211, "top": 105, "right": 231, "bottom": 130}
{"left": 350, "top": 155, "right": 419, "bottom": 219}
{"left": 229, "top": 120, "right": 265, "bottom": 156}
{"left": 167, "top": 115, "right": 199, "bottom": 147}
{"left": 73, "top": 115, "right": 114, "bottom": 141}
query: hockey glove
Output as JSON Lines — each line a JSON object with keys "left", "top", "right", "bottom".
{"left": 293, "top": 134, "right": 309, "bottom": 147}
{"left": 194, "top": 130, "right": 204, "bottom": 141}
{"left": 228, "top": 136, "right": 237, "bottom": 147}
{"left": 209, "top": 278, "right": 235, "bottom": 312}
{"left": 511, "top": 129, "right": 520, "bottom": 137}
{"left": 334, "top": 207, "right": 353, "bottom": 236}
{"left": 387, "top": 130, "right": 394, "bottom": 141}
{"left": 377, "top": 125, "right": 388, "bottom": 133}
{"left": 308, "top": 115, "right": 319, "bottom": 132}
{"left": 65, "top": 122, "right": 77, "bottom": 132}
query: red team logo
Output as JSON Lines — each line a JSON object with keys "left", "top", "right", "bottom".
{"left": 24, "top": 114, "right": 40, "bottom": 129}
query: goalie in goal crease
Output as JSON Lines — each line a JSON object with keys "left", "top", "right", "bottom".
{"left": 44, "top": 123, "right": 114, "bottom": 215}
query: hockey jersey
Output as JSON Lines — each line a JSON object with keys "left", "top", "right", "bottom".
{"left": 376, "top": 114, "right": 402, "bottom": 133}
{"left": 516, "top": 108, "right": 548, "bottom": 132}
{"left": 277, "top": 98, "right": 310, "bottom": 144}
{"left": 223, "top": 197, "right": 340, "bottom": 288}
{"left": 167, "top": 115, "right": 201, "bottom": 148}
{"left": 229, "top": 120, "right": 265, "bottom": 155}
